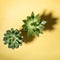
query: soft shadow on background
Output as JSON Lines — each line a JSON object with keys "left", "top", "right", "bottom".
{"left": 21, "top": 29, "right": 35, "bottom": 43}
{"left": 41, "top": 10, "right": 58, "bottom": 31}
{"left": 21, "top": 11, "right": 58, "bottom": 43}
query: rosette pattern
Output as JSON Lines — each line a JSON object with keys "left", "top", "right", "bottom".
{"left": 3, "top": 28, "right": 23, "bottom": 49}
{"left": 22, "top": 12, "right": 47, "bottom": 37}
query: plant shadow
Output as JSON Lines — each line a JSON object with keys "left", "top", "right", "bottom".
{"left": 20, "top": 10, "right": 58, "bottom": 43}
{"left": 40, "top": 10, "right": 58, "bottom": 31}
{"left": 21, "top": 29, "right": 35, "bottom": 43}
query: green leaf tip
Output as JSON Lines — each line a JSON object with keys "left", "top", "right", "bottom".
{"left": 3, "top": 28, "right": 23, "bottom": 49}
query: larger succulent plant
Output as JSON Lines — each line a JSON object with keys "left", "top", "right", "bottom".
{"left": 3, "top": 28, "right": 23, "bottom": 49}
{"left": 22, "top": 12, "right": 47, "bottom": 37}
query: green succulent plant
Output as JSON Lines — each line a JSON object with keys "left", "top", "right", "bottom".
{"left": 22, "top": 12, "right": 47, "bottom": 37}
{"left": 3, "top": 28, "right": 23, "bottom": 49}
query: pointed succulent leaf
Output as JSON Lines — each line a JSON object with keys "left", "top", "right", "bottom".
{"left": 41, "top": 20, "right": 47, "bottom": 25}
{"left": 23, "top": 20, "right": 27, "bottom": 23}
{"left": 31, "top": 12, "right": 34, "bottom": 18}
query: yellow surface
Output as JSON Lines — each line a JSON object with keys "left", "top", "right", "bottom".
{"left": 0, "top": 0, "right": 60, "bottom": 60}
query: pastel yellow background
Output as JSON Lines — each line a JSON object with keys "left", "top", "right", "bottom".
{"left": 0, "top": 0, "right": 60, "bottom": 60}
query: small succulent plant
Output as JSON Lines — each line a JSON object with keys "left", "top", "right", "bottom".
{"left": 22, "top": 12, "right": 47, "bottom": 37}
{"left": 3, "top": 28, "right": 23, "bottom": 49}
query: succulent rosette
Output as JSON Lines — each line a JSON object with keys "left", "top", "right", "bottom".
{"left": 3, "top": 28, "right": 23, "bottom": 49}
{"left": 22, "top": 12, "right": 47, "bottom": 37}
